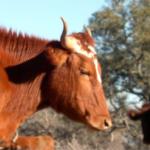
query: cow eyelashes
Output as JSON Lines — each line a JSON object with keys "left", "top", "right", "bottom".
{"left": 80, "top": 68, "right": 90, "bottom": 76}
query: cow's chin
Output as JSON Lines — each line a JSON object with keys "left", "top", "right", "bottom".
{"left": 56, "top": 106, "right": 112, "bottom": 131}
{"left": 66, "top": 114, "right": 112, "bottom": 131}
{"left": 49, "top": 96, "right": 112, "bottom": 131}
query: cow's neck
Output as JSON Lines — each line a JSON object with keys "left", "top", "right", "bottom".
{"left": 5, "top": 52, "right": 51, "bottom": 83}
{"left": 3, "top": 52, "right": 52, "bottom": 120}
{"left": 0, "top": 28, "right": 48, "bottom": 67}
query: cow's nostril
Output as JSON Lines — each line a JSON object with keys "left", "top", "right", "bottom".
{"left": 104, "top": 118, "right": 112, "bottom": 128}
{"left": 104, "top": 119, "right": 109, "bottom": 127}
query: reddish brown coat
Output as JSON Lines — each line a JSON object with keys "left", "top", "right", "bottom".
{"left": 0, "top": 22, "right": 111, "bottom": 149}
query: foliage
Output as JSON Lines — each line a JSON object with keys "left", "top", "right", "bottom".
{"left": 87, "top": 0, "right": 150, "bottom": 148}
{"left": 88, "top": 0, "right": 150, "bottom": 105}
{"left": 18, "top": 108, "right": 150, "bottom": 150}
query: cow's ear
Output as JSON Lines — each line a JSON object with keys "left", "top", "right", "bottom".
{"left": 44, "top": 47, "right": 68, "bottom": 67}
{"left": 128, "top": 110, "right": 142, "bottom": 120}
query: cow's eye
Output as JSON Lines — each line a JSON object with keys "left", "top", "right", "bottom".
{"left": 80, "top": 68, "right": 90, "bottom": 76}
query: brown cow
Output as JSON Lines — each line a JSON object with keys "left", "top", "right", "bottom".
{"left": 0, "top": 18, "right": 112, "bottom": 149}
{"left": 128, "top": 103, "right": 150, "bottom": 144}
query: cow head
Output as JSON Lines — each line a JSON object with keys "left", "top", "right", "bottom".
{"left": 43, "top": 18, "right": 112, "bottom": 130}
{"left": 128, "top": 103, "right": 150, "bottom": 144}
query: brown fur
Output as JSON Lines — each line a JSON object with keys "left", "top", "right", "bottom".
{"left": 0, "top": 27, "right": 111, "bottom": 149}
{"left": 0, "top": 28, "right": 53, "bottom": 146}
{"left": 0, "top": 28, "right": 48, "bottom": 67}
{"left": 13, "top": 135, "right": 54, "bottom": 150}
{"left": 71, "top": 32, "right": 95, "bottom": 51}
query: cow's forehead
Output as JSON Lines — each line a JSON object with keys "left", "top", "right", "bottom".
{"left": 74, "top": 46, "right": 102, "bottom": 84}
{"left": 71, "top": 32, "right": 95, "bottom": 47}
{"left": 67, "top": 32, "right": 102, "bottom": 83}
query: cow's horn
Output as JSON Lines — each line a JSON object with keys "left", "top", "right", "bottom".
{"left": 60, "top": 17, "right": 68, "bottom": 43}
{"left": 84, "top": 26, "right": 92, "bottom": 37}
{"left": 60, "top": 17, "right": 70, "bottom": 49}
{"left": 60, "top": 17, "right": 76, "bottom": 52}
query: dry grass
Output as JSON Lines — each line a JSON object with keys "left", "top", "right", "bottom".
{"left": 17, "top": 108, "right": 150, "bottom": 150}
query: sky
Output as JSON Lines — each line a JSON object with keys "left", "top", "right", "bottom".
{"left": 0, "top": 0, "right": 140, "bottom": 105}
{"left": 0, "top": 0, "right": 106, "bottom": 39}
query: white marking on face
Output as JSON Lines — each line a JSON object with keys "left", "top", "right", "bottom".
{"left": 76, "top": 49, "right": 94, "bottom": 58}
{"left": 69, "top": 37, "right": 95, "bottom": 58}
{"left": 70, "top": 38, "right": 102, "bottom": 83}
{"left": 74, "top": 44, "right": 95, "bottom": 58}
{"left": 94, "top": 58, "right": 102, "bottom": 83}
{"left": 74, "top": 43, "right": 102, "bottom": 83}
{"left": 88, "top": 46, "right": 96, "bottom": 54}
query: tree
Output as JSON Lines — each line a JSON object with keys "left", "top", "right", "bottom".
{"left": 88, "top": 0, "right": 150, "bottom": 149}
{"left": 88, "top": 0, "right": 150, "bottom": 106}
